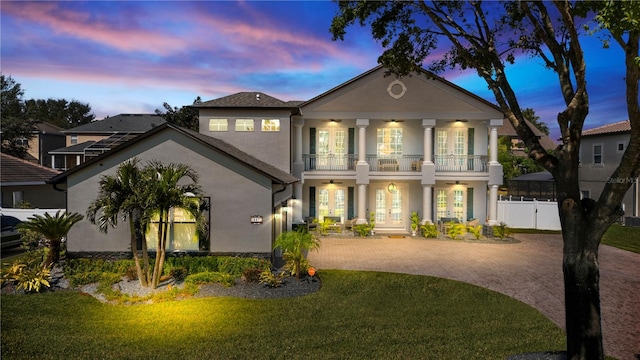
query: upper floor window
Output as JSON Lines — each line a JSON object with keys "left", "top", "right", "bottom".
{"left": 377, "top": 128, "right": 403, "bottom": 157}
{"left": 617, "top": 142, "right": 625, "bottom": 153}
{"left": 261, "top": 119, "right": 280, "bottom": 132}
{"left": 16, "top": 138, "right": 29, "bottom": 147}
{"left": 235, "top": 119, "right": 254, "bottom": 132}
{"left": 209, "top": 119, "right": 228, "bottom": 132}
{"left": 593, "top": 144, "right": 603, "bottom": 165}
{"left": 70, "top": 135, "right": 78, "bottom": 145}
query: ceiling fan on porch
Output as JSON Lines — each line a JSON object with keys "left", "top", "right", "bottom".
{"left": 322, "top": 119, "right": 342, "bottom": 123}
{"left": 383, "top": 119, "right": 405, "bottom": 123}
{"left": 322, "top": 179, "right": 343, "bottom": 185}
{"left": 447, "top": 119, "right": 469, "bottom": 123}
{"left": 446, "top": 180, "right": 469, "bottom": 185}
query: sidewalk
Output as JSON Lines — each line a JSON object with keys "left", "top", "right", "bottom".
{"left": 307, "top": 234, "right": 640, "bottom": 360}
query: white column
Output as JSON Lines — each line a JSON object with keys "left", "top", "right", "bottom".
{"left": 488, "top": 119, "right": 502, "bottom": 165}
{"left": 422, "top": 185, "right": 432, "bottom": 224}
{"left": 356, "top": 119, "right": 369, "bottom": 164}
{"left": 76, "top": 155, "right": 81, "bottom": 166}
{"left": 51, "top": 155, "right": 56, "bottom": 169}
{"left": 293, "top": 182, "right": 303, "bottom": 223}
{"left": 488, "top": 184, "right": 499, "bottom": 225}
{"left": 422, "top": 119, "right": 436, "bottom": 165}
{"left": 293, "top": 117, "right": 303, "bottom": 164}
{"left": 357, "top": 184, "right": 367, "bottom": 224}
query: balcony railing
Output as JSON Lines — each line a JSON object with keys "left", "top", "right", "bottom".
{"left": 303, "top": 154, "right": 356, "bottom": 171}
{"left": 434, "top": 155, "right": 487, "bottom": 172}
{"left": 302, "top": 154, "right": 488, "bottom": 172}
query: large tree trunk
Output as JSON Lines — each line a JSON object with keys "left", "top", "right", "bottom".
{"left": 562, "top": 229, "right": 604, "bottom": 360}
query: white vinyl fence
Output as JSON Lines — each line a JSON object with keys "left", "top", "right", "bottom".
{"left": 0, "top": 208, "right": 66, "bottom": 221}
{"left": 497, "top": 198, "right": 561, "bottom": 230}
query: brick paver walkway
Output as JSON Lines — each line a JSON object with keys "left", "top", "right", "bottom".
{"left": 307, "top": 234, "right": 640, "bottom": 360}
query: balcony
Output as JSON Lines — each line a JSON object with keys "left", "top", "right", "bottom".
{"left": 435, "top": 155, "right": 487, "bottom": 172}
{"left": 302, "top": 154, "right": 488, "bottom": 172}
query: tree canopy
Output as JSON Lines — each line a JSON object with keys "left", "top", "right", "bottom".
{"left": 155, "top": 97, "right": 202, "bottom": 131}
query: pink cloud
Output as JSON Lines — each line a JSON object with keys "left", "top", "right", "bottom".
{"left": 2, "top": 2, "right": 189, "bottom": 56}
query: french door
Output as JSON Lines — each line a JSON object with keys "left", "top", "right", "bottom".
{"left": 435, "top": 188, "right": 466, "bottom": 222}
{"left": 436, "top": 129, "right": 468, "bottom": 170}
{"left": 372, "top": 183, "right": 406, "bottom": 229}
{"left": 318, "top": 187, "right": 345, "bottom": 220}
{"left": 317, "top": 128, "right": 346, "bottom": 170}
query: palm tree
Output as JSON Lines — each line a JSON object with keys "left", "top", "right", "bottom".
{"left": 18, "top": 210, "right": 83, "bottom": 267}
{"left": 274, "top": 230, "right": 320, "bottom": 280}
{"left": 143, "top": 161, "right": 204, "bottom": 288}
{"left": 86, "top": 158, "right": 151, "bottom": 287}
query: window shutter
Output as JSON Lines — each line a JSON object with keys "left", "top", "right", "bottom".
{"left": 310, "top": 128, "right": 316, "bottom": 170}
{"left": 348, "top": 186, "right": 354, "bottom": 220}
{"left": 309, "top": 186, "right": 316, "bottom": 218}
{"left": 467, "top": 187, "right": 474, "bottom": 220}
{"left": 467, "top": 128, "right": 474, "bottom": 155}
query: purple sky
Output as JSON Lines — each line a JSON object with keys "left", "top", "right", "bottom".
{"left": 1, "top": 1, "right": 629, "bottom": 140}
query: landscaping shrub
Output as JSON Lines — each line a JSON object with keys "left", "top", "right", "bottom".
{"left": 467, "top": 225, "right": 483, "bottom": 240}
{"left": 420, "top": 223, "right": 439, "bottom": 238}
{"left": 169, "top": 267, "right": 188, "bottom": 282}
{"left": 124, "top": 266, "right": 138, "bottom": 281}
{"left": 447, "top": 222, "right": 466, "bottom": 240}
{"left": 493, "top": 222, "right": 512, "bottom": 240}
{"left": 241, "top": 267, "right": 262, "bottom": 283}
{"left": 1, "top": 259, "right": 51, "bottom": 293}
{"left": 353, "top": 223, "right": 371, "bottom": 237}
{"left": 184, "top": 272, "right": 235, "bottom": 287}
{"left": 259, "top": 269, "right": 286, "bottom": 288}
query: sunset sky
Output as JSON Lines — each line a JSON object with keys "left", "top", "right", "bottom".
{"left": 1, "top": 1, "right": 630, "bottom": 140}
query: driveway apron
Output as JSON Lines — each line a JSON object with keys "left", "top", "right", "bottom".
{"left": 307, "top": 233, "right": 640, "bottom": 360}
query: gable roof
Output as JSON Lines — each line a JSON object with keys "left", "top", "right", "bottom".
{"left": 62, "top": 114, "right": 166, "bottom": 134}
{"left": 582, "top": 120, "right": 631, "bottom": 136}
{"left": 299, "top": 65, "right": 504, "bottom": 114}
{"left": 49, "top": 123, "right": 298, "bottom": 186}
{"left": 498, "top": 119, "right": 557, "bottom": 150}
{"left": 194, "top": 92, "right": 302, "bottom": 110}
{"left": 1, "top": 153, "right": 61, "bottom": 185}
{"left": 34, "top": 122, "right": 65, "bottom": 135}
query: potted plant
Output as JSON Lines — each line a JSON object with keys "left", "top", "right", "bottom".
{"left": 369, "top": 212, "right": 376, "bottom": 236}
{"left": 410, "top": 211, "right": 421, "bottom": 236}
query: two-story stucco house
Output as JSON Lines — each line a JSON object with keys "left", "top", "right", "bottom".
{"left": 579, "top": 119, "right": 639, "bottom": 219}
{"left": 194, "top": 66, "right": 505, "bottom": 233}
{"left": 50, "top": 65, "right": 507, "bottom": 258}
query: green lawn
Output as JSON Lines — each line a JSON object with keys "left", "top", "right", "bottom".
{"left": 1, "top": 270, "right": 565, "bottom": 359}
{"left": 602, "top": 224, "right": 640, "bottom": 253}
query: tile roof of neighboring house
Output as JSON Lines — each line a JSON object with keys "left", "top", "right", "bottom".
{"left": 582, "top": 120, "right": 631, "bottom": 136}
{"left": 1, "top": 153, "right": 61, "bottom": 185}
{"left": 49, "top": 141, "right": 96, "bottom": 154}
{"left": 49, "top": 123, "right": 298, "bottom": 186}
{"left": 194, "top": 92, "right": 302, "bottom": 109}
{"left": 62, "top": 114, "right": 166, "bottom": 134}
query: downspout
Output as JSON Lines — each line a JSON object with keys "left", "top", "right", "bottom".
{"left": 272, "top": 183, "right": 289, "bottom": 264}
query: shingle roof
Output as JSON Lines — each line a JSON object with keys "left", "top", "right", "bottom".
{"left": 62, "top": 114, "right": 166, "bottom": 134}
{"left": 49, "top": 141, "right": 96, "bottom": 154}
{"left": 34, "top": 122, "right": 65, "bottom": 134}
{"left": 509, "top": 171, "right": 554, "bottom": 182}
{"left": 498, "top": 119, "right": 557, "bottom": 150}
{"left": 582, "top": 120, "right": 630, "bottom": 136}
{"left": 49, "top": 123, "right": 298, "bottom": 185}
{"left": 1, "top": 153, "right": 61, "bottom": 185}
{"left": 194, "top": 92, "right": 301, "bottom": 109}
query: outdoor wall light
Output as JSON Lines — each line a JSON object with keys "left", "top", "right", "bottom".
{"left": 388, "top": 182, "right": 397, "bottom": 193}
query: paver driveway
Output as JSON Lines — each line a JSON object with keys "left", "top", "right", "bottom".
{"left": 307, "top": 233, "right": 640, "bottom": 360}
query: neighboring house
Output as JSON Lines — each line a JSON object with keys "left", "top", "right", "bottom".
{"left": 49, "top": 114, "right": 165, "bottom": 170}
{"left": 498, "top": 119, "right": 557, "bottom": 156}
{"left": 22, "top": 122, "right": 67, "bottom": 168}
{"left": 48, "top": 124, "right": 297, "bottom": 258}
{"left": 579, "top": 119, "right": 639, "bottom": 218}
{"left": 193, "top": 65, "right": 505, "bottom": 231}
{"left": 1, "top": 153, "right": 65, "bottom": 209}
